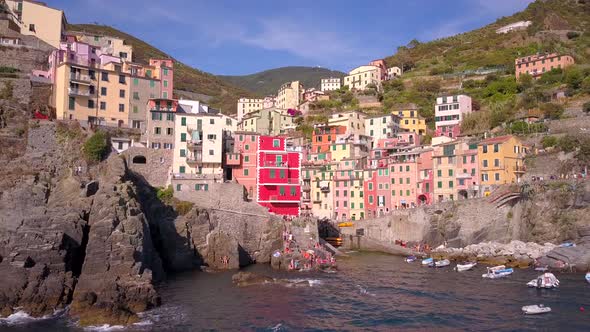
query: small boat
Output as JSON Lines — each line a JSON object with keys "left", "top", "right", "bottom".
{"left": 559, "top": 242, "right": 576, "bottom": 248}
{"left": 535, "top": 266, "right": 548, "bottom": 272}
{"left": 455, "top": 262, "right": 477, "bottom": 272}
{"left": 421, "top": 258, "right": 433, "bottom": 266}
{"left": 405, "top": 255, "right": 417, "bottom": 263}
{"left": 522, "top": 304, "right": 551, "bottom": 315}
{"left": 527, "top": 273, "right": 560, "bottom": 289}
{"left": 482, "top": 265, "right": 514, "bottom": 279}
{"left": 433, "top": 259, "right": 450, "bottom": 268}
{"left": 585, "top": 272, "right": 590, "bottom": 284}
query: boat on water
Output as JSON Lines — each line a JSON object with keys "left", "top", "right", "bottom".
{"left": 482, "top": 265, "right": 514, "bottom": 279}
{"left": 585, "top": 272, "right": 590, "bottom": 284}
{"left": 431, "top": 259, "right": 450, "bottom": 268}
{"left": 405, "top": 255, "right": 417, "bottom": 263}
{"left": 535, "top": 266, "right": 548, "bottom": 272}
{"left": 527, "top": 272, "right": 560, "bottom": 289}
{"left": 455, "top": 262, "right": 477, "bottom": 272}
{"left": 522, "top": 304, "right": 551, "bottom": 315}
{"left": 421, "top": 258, "right": 433, "bottom": 266}
{"left": 559, "top": 242, "right": 576, "bottom": 248}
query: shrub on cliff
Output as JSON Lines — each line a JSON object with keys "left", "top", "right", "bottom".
{"left": 156, "top": 186, "right": 173, "bottom": 204}
{"left": 541, "top": 135, "right": 558, "bottom": 149}
{"left": 174, "top": 201, "right": 194, "bottom": 215}
{"left": 83, "top": 131, "right": 109, "bottom": 162}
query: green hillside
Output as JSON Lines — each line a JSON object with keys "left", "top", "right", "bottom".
{"left": 219, "top": 66, "right": 345, "bottom": 96}
{"left": 67, "top": 24, "right": 257, "bottom": 114}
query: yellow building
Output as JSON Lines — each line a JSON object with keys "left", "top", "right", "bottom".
{"left": 343, "top": 65, "right": 382, "bottom": 91}
{"left": 53, "top": 58, "right": 131, "bottom": 127}
{"left": 432, "top": 141, "right": 458, "bottom": 202}
{"left": 394, "top": 107, "right": 427, "bottom": 135}
{"left": 276, "top": 81, "right": 303, "bottom": 110}
{"left": 478, "top": 135, "right": 527, "bottom": 191}
{"left": 6, "top": 0, "right": 66, "bottom": 48}
{"left": 328, "top": 111, "right": 366, "bottom": 135}
{"left": 303, "top": 162, "right": 336, "bottom": 219}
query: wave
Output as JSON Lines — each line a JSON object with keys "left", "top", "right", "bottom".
{"left": 357, "top": 285, "right": 376, "bottom": 297}
{"left": 285, "top": 278, "right": 323, "bottom": 287}
{"left": 83, "top": 324, "right": 125, "bottom": 331}
{"left": 0, "top": 308, "right": 66, "bottom": 326}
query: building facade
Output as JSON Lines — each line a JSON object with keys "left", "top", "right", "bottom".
{"left": 328, "top": 111, "right": 367, "bottom": 135}
{"left": 364, "top": 114, "right": 401, "bottom": 147}
{"left": 276, "top": 81, "right": 303, "bottom": 110}
{"left": 478, "top": 135, "right": 527, "bottom": 193}
{"left": 434, "top": 94, "right": 472, "bottom": 138}
{"left": 239, "top": 107, "right": 296, "bottom": 136}
{"left": 6, "top": 0, "right": 66, "bottom": 48}
{"left": 344, "top": 65, "right": 382, "bottom": 91}
{"left": 515, "top": 53, "right": 575, "bottom": 79}
{"left": 320, "top": 77, "right": 341, "bottom": 92}
{"left": 394, "top": 106, "right": 427, "bottom": 135}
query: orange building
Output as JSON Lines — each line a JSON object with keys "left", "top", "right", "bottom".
{"left": 311, "top": 125, "right": 346, "bottom": 153}
{"left": 515, "top": 53, "right": 574, "bottom": 80}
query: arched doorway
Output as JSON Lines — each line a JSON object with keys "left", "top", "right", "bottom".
{"left": 459, "top": 190, "right": 468, "bottom": 200}
{"left": 132, "top": 155, "right": 147, "bottom": 164}
{"left": 418, "top": 194, "right": 427, "bottom": 205}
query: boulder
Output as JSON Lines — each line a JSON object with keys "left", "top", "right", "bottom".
{"left": 232, "top": 272, "right": 274, "bottom": 287}
{"left": 203, "top": 230, "right": 239, "bottom": 270}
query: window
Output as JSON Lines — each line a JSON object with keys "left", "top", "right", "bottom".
{"left": 181, "top": 117, "right": 186, "bottom": 126}
{"left": 29, "top": 24, "right": 35, "bottom": 32}
{"left": 150, "top": 80, "right": 155, "bottom": 88}
{"left": 118, "top": 104, "right": 125, "bottom": 112}
{"left": 100, "top": 101, "right": 106, "bottom": 110}
{"left": 482, "top": 145, "right": 488, "bottom": 153}
{"left": 163, "top": 80, "right": 168, "bottom": 87}
{"left": 209, "top": 119, "right": 215, "bottom": 125}
{"left": 163, "top": 68, "right": 169, "bottom": 76}
{"left": 68, "top": 97, "right": 75, "bottom": 110}
{"left": 87, "top": 100, "right": 94, "bottom": 108}
{"left": 273, "top": 139, "right": 280, "bottom": 147}
{"left": 449, "top": 181, "right": 454, "bottom": 188}
{"left": 359, "top": 191, "right": 364, "bottom": 198}
{"left": 244, "top": 156, "right": 249, "bottom": 162}
{"left": 166, "top": 113, "right": 174, "bottom": 121}
{"left": 494, "top": 144, "right": 499, "bottom": 153}
{"left": 482, "top": 174, "right": 489, "bottom": 182}
{"left": 101, "top": 87, "right": 107, "bottom": 96}
{"left": 244, "top": 169, "right": 249, "bottom": 176}
{"left": 133, "top": 92, "right": 139, "bottom": 100}
{"left": 101, "top": 72, "right": 108, "bottom": 81}
{"left": 448, "top": 170, "right": 453, "bottom": 177}
{"left": 119, "top": 89, "right": 125, "bottom": 98}
{"left": 270, "top": 169, "right": 276, "bottom": 179}
{"left": 179, "top": 166, "right": 185, "bottom": 174}
{"left": 369, "top": 196, "right": 374, "bottom": 203}
{"left": 483, "top": 160, "right": 488, "bottom": 167}
{"left": 368, "top": 183, "right": 373, "bottom": 190}
{"left": 495, "top": 173, "right": 500, "bottom": 181}
{"left": 180, "top": 133, "right": 186, "bottom": 142}
{"left": 207, "top": 134, "right": 216, "bottom": 140}
{"left": 494, "top": 159, "right": 500, "bottom": 167}
{"left": 437, "top": 181, "right": 442, "bottom": 188}
{"left": 166, "top": 128, "right": 173, "bottom": 135}
{"left": 245, "top": 144, "right": 249, "bottom": 151}
{"left": 154, "top": 127, "right": 161, "bottom": 135}
{"left": 209, "top": 149, "right": 214, "bottom": 155}
{"left": 280, "top": 169, "right": 286, "bottom": 179}
{"left": 176, "top": 184, "right": 182, "bottom": 191}
{"left": 437, "top": 170, "right": 442, "bottom": 177}
{"left": 133, "top": 78, "right": 139, "bottom": 85}
{"left": 180, "top": 149, "right": 186, "bottom": 157}
{"left": 119, "top": 75, "right": 126, "bottom": 84}
{"left": 163, "top": 92, "right": 168, "bottom": 99}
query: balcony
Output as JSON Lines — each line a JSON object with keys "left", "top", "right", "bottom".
{"left": 302, "top": 184, "right": 311, "bottom": 192}
{"left": 260, "top": 178, "right": 300, "bottom": 185}
{"left": 149, "top": 107, "right": 175, "bottom": 112}
{"left": 259, "top": 195, "right": 301, "bottom": 203}
{"left": 68, "top": 88, "right": 92, "bottom": 97}
{"left": 302, "top": 197, "right": 311, "bottom": 203}
{"left": 320, "top": 185, "right": 330, "bottom": 193}
{"left": 186, "top": 155, "right": 203, "bottom": 165}
{"left": 261, "top": 160, "right": 288, "bottom": 168}
{"left": 312, "top": 199, "right": 322, "bottom": 204}
{"left": 513, "top": 165, "right": 526, "bottom": 173}
{"left": 226, "top": 153, "right": 241, "bottom": 166}
{"left": 70, "top": 73, "right": 92, "bottom": 84}
{"left": 187, "top": 126, "right": 203, "bottom": 135}
{"left": 186, "top": 140, "right": 202, "bottom": 150}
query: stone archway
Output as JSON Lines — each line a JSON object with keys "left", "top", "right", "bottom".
{"left": 132, "top": 155, "right": 147, "bottom": 164}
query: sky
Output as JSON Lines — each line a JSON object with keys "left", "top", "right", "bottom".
{"left": 48, "top": 0, "right": 535, "bottom": 76}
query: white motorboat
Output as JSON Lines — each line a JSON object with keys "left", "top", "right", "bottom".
{"left": 482, "top": 265, "right": 514, "bottom": 279}
{"left": 455, "top": 262, "right": 477, "bottom": 272}
{"left": 585, "top": 272, "right": 590, "bottom": 284}
{"left": 433, "top": 259, "right": 450, "bottom": 268}
{"left": 522, "top": 304, "right": 551, "bottom": 315}
{"left": 421, "top": 257, "right": 433, "bottom": 266}
{"left": 526, "top": 272, "right": 559, "bottom": 289}
{"left": 405, "top": 255, "right": 417, "bottom": 263}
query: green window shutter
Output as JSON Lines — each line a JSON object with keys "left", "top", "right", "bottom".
{"left": 244, "top": 156, "right": 249, "bottom": 162}
{"left": 449, "top": 170, "right": 453, "bottom": 176}
{"left": 351, "top": 191, "right": 354, "bottom": 198}
{"left": 449, "top": 181, "right": 454, "bottom": 188}
{"left": 369, "top": 196, "right": 373, "bottom": 203}
{"left": 181, "top": 117, "right": 186, "bottom": 126}
{"left": 270, "top": 169, "right": 275, "bottom": 178}
{"left": 204, "top": 184, "right": 208, "bottom": 191}
{"left": 359, "top": 191, "right": 363, "bottom": 198}
{"left": 180, "top": 133, "right": 186, "bottom": 142}
{"left": 276, "top": 155, "right": 282, "bottom": 165}
{"left": 279, "top": 186, "right": 285, "bottom": 195}
{"left": 176, "top": 184, "right": 181, "bottom": 191}
{"left": 332, "top": 145, "right": 336, "bottom": 151}
{"left": 163, "top": 80, "right": 168, "bottom": 87}
{"left": 392, "top": 190, "right": 395, "bottom": 196}
{"left": 391, "top": 178, "right": 395, "bottom": 184}
{"left": 290, "top": 186, "right": 296, "bottom": 196}
{"left": 180, "top": 149, "right": 186, "bottom": 157}
{"left": 149, "top": 80, "right": 155, "bottom": 87}
{"left": 437, "top": 170, "right": 442, "bottom": 177}
{"left": 437, "top": 181, "right": 442, "bottom": 188}
{"left": 133, "top": 78, "right": 139, "bottom": 85}
{"left": 244, "top": 169, "right": 249, "bottom": 176}
{"left": 406, "top": 190, "right": 410, "bottom": 196}
{"left": 280, "top": 170, "right": 286, "bottom": 179}
{"left": 179, "top": 166, "right": 185, "bottom": 173}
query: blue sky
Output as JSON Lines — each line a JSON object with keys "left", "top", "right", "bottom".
{"left": 48, "top": 0, "right": 534, "bottom": 75}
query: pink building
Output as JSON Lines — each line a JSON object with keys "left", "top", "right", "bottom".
{"left": 363, "top": 169, "right": 378, "bottom": 219}
{"left": 47, "top": 40, "right": 102, "bottom": 82}
{"left": 515, "top": 53, "right": 575, "bottom": 79}
{"left": 227, "top": 132, "right": 260, "bottom": 199}
{"left": 333, "top": 172, "right": 350, "bottom": 221}
{"left": 257, "top": 135, "right": 301, "bottom": 216}
{"left": 417, "top": 149, "right": 434, "bottom": 205}
{"left": 369, "top": 59, "right": 387, "bottom": 80}
{"left": 434, "top": 95, "right": 472, "bottom": 138}
{"left": 149, "top": 59, "right": 174, "bottom": 99}
{"left": 456, "top": 141, "right": 480, "bottom": 199}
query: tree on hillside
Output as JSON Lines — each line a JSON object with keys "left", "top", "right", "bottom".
{"left": 83, "top": 131, "right": 110, "bottom": 162}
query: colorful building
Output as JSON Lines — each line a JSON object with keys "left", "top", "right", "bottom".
{"left": 148, "top": 59, "right": 174, "bottom": 99}
{"left": 434, "top": 94, "right": 472, "bottom": 138}
{"left": 239, "top": 107, "right": 297, "bottom": 136}
{"left": 364, "top": 114, "right": 401, "bottom": 147}
{"left": 328, "top": 111, "right": 367, "bottom": 135}
{"left": 237, "top": 97, "right": 275, "bottom": 122}
{"left": 257, "top": 136, "right": 301, "bottom": 216}
{"left": 311, "top": 125, "right": 347, "bottom": 154}
{"left": 145, "top": 98, "right": 179, "bottom": 149}
{"left": 6, "top": 0, "right": 66, "bottom": 48}
{"left": 433, "top": 140, "right": 480, "bottom": 202}
{"left": 478, "top": 135, "right": 527, "bottom": 193}
{"left": 394, "top": 105, "right": 427, "bottom": 135}
{"left": 515, "top": 53, "right": 575, "bottom": 80}
{"left": 75, "top": 32, "right": 133, "bottom": 62}
{"left": 276, "top": 81, "right": 303, "bottom": 110}
{"left": 227, "top": 132, "right": 260, "bottom": 199}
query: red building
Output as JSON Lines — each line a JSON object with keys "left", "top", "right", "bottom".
{"left": 149, "top": 59, "right": 174, "bottom": 99}
{"left": 256, "top": 136, "right": 302, "bottom": 216}
{"left": 312, "top": 125, "right": 346, "bottom": 154}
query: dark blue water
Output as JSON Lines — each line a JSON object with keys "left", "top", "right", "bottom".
{"left": 2, "top": 252, "right": 589, "bottom": 331}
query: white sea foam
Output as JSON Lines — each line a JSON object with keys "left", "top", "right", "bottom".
{"left": 0, "top": 308, "right": 65, "bottom": 326}
{"left": 286, "top": 278, "right": 322, "bottom": 287}
{"left": 83, "top": 324, "right": 125, "bottom": 331}
{"left": 357, "top": 285, "right": 376, "bottom": 297}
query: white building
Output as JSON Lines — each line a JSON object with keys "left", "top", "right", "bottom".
{"left": 495, "top": 21, "right": 532, "bottom": 34}
{"left": 434, "top": 94, "right": 472, "bottom": 138}
{"left": 320, "top": 77, "right": 341, "bottom": 92}
{"left": 386, "top": 67, "right": 402, "bottom": 79}
{"left": 343, "top": 65, "right": 382, "bottom": 92}
{"left": 364, "top": 114, "right": 401, "bottom": 148}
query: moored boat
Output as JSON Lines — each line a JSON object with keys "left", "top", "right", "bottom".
{"left": 405, "top": 255, "right": 417, "bottom": 263}
{"left": 526, "top": 272, "right": 559, "bottom": 289}
{"left": 482, "top": 265, "right": 513, "bottom": 279}
{"left": 421, "top": 258, "right": 433, "bottom": 266}
{"left": 455, "top": 262, "right": 477, "bottom": 272}
{"left": 585, "top": 272, "right": 590, "bottom": 284}
{"left": 432, "top": 259, "right": 450, "bottom": 268}
{"left": 522, "top": 304, "right": 551, "bottom": 315}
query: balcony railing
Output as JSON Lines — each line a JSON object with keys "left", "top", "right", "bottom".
{"left": 320, "top": 186, "right": 330, "bottom": 193}
{"left": 149, "top": 107, "right": 175, "bottom": 112}
{"left": 302, "top": 184, "right": 311, "bottom": 192}
{"left": 260, "top": 178, "right": 300, "bottom": 185}
{"left": 513, "top": 165, "right": 526, "bottom": 173}
{"left": 226, "top": 153, "right": 241, "bottom": 166}
{"left": 70, "top": 73, "right": 92, "bottom": 83}
{"left": 186, "top": 155, "right": 203, "bottom": 165}
{"left": 302, "top": 197, "right": 311, "bottom": 202}
{"left": 262, "top": 160, "right": 288, "bottom": 168}
{"left": 187, "top": 140, "right": 202, "bottom": 149}
{"left": 68, "top": 88, "right": 92, "bottom": 97}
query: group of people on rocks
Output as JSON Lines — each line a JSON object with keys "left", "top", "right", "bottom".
{"left": 395, "top": 240, "right": 432, "bottom": 253}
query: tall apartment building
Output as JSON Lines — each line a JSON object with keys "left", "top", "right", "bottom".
{"left": 320, "top": 77, "right": 341, "bottom": 92}
{"left": 333, "top": 161, "right": 365, "bottom": 221}
{"left": 515, "top": 53, "right": 575, "bottom": 79}
{"left": 328, "top": 111, "right": 366, "bottom": 135}
{"left": 478, "top": 135, "right": 527, "bottom": 194}
{"left": 276, "top": 81, "right": 303, "bottom": 110}
{"left": 6, "top": 0, "right": 66, "bottom": 48}
{"left": 364, "top": 114, "right": 401, "bottom": 147}
{"left": 75, "top": 33, "right": 133, "bottom": 62}
{"left": 237, "top": 97, "right": 275, "bottom": 122}
{"left": 149, "top": 59, "right": 174, "bottom": 99}
{"left": 172, "top": 100, "right": 237, "bottom": 183}
{"left": 239, "top": 107, "right": 296, "bottom": 136}
{"left": 145, "top": 98, "right": 179, "bottom": 149}
{"left": 304, "top": 161, "right": 337, "bottom": 219}
{"left": 343, "top": 65, "right": 382, "bottom": 91}
{"left": 124, "top": 62, "right": 162, "bottom": 130}
{"left": 434, "top": 94, "right": 472, "bottom": 138}
{"left": 257, "top": 136, "right": 301, "bottom": 216}
{"left": 368, "top": 59, "right": 387, "bottom": 80}
{"left": 226, "top": 132, "right": 260, "bottom": 199}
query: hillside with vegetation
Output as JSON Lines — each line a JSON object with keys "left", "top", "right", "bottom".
{"left": 219, "top": 66, "right": 345, "bottom": 96}
{"left": 371, "top": 0, "right": 590, "bottom": 134}
{"left": 68, "top": 24, "right": 257, "bottom": 114}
